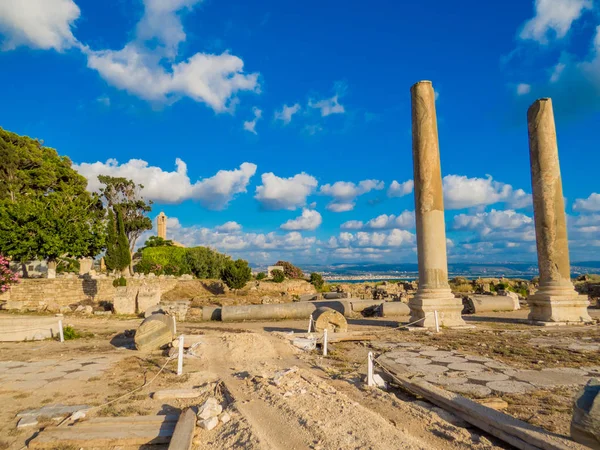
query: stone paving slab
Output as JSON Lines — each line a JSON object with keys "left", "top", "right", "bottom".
{"left": 381, "top": 341, "right": 597, "bottom": 400}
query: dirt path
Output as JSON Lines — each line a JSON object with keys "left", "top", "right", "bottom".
{"left": 187, "top": 329, "right": 504, "bottom": 450}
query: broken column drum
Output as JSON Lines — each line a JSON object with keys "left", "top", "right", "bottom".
{"left": 409, "top": 81, "right": 465, "bottom": 328}
{"left": 526, "top": 98, "right": 591, "bottom": 323}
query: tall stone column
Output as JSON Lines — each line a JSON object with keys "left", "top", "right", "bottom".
{"left": 409, "top": 81, "right": 465, "bottom": 328}
{"left": 527, "top": 99, "right": 591, "bottom": 323}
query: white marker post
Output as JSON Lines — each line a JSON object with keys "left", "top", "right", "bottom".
{"left": 367, "top": 352, "right": 374, "bottom": 387}
{"left": 177, "top": 334, "right": 184, "bottom": 376}
{"left": 307, "top": 316, "right": 313, "bottom": 333}
{"left": 434, "top": 310, "right": 440, "bottom": 333}
{"left": 322, "top": 329, "right": 328, "bottom": 356}
{"left": 58, "top": 319, "right": 64, "bottom": 343}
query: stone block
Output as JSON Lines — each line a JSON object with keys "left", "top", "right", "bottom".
{"left": 0, "top": 316, "right": 60, "bottom": 341}
{"left": 136, "top": 285, "right": 161, "bottom": 314}
{"left": 571, "top": 378, "right": 600, "bottom": 449}
{"left": 161, "top": 300, "right": 190, "bottom": 321}
{"left": 113, "top": 287, "right": 137, "bottom": 315}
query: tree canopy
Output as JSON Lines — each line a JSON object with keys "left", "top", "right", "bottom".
{"left": 221, "top": 259, "right": 252, "bottom": 289}
{"left": 98, "top": 175, "right": 152, "bottom": 253}
{"left": 0, "top": 127, "right": 106, "bottom": 261}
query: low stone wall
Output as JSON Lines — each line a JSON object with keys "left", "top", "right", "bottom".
{"left": 0, "top": 276, "right": 179, "bottom": 311}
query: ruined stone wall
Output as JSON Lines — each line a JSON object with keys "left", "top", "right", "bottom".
{"left": 0, "top": 277, "right": 179, "bottom": 310}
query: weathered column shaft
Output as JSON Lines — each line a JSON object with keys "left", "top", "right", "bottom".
{"left": 408, "top": 81, "right": 465, "bottom": 328}
{"left": 527, "top": 98, "right": 591, "bottom": 323}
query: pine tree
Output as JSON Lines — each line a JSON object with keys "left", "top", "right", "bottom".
{"left": 116, "top": 207, "right": 131, "bottom": 272}
{"left": 104, "top": 209, "right": 118, "bottom": 272}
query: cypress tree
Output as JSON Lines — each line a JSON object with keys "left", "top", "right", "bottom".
{"left": 116, "top": 207, "right": 131, "bottom": 272}
{"left": 104, "top": 208, "right": 118, "bottom": 272}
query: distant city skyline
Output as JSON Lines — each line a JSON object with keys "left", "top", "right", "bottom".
{"left": 0, "top": 0, "right": 598, "bottom": 265}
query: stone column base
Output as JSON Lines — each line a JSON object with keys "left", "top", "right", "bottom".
{"left": 528, "top": 290, "right": 592, "bottom": 324}
{"left": 409, "top": 288, "right": 466, "bottom": 328}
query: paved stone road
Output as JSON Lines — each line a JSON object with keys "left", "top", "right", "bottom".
{"left": 379, "top": 342, "right": 600, "bottom": 398}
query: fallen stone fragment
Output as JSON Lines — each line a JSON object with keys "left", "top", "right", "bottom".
{"left": 17, "top": 404, "right": 89, "bottom": 420}
{"left": 571, "top": 378, "right": 600, "bottom": 449}
{"left": 272, "top": 367, "right": 298, "bottom": 386}
{"left": 197, "top": 416, "right": 219, "bottom": 431}
{"left": 373, "top": 374, "right": 387, "bottom": 389}
{"left": 292, "top": 337, "right": 316, "bottom": 351}
{"left": 197, "top": 398, "right": 222, "bottom": 420}
{"left": 17, "top": 416, "right": 39, "bottom": 428}
{"left": 219, "top": 412, "right": 231, "bottom": 424}
{"left": 153, "top": 389, "right": 203, "bottom": 400}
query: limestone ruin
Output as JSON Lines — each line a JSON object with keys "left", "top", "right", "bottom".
{"left": 526, "top": 98, "right": 593, "bottom": 324}
{"left": 408, "top": 81, "right": 466, "bottom": 328}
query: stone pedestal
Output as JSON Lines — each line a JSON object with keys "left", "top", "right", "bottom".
{"left": 113, "top": 286, "right": 137, "bottom": 315}
{"left": 78, "top": 258, "right": 93, "bottom": 275}
{"left": 136, "top": 285, "right": 161, "bottom": 315}
{"left": 47, "top": 260, "right": 56, "bottom": 279}
{"left": 408, "top": 81, "right": 465, "bottom": 328}
{"left": 527, "top": 98, "right": 591, "bottom": 324}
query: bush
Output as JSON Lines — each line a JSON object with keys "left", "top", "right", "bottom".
{"left": 62, "top": 326, "right": 81, "bottom": 340}
{"left": 185, "top": 247, "right": 229, "bottom": 279}
{"left": 271, "top": 269, "right": 285, "bottom": 283}
{"left": 221, "top": 259, "right": 252, "bottom": 289}
{"left": 136, "top": 246, "right": 190, "bottom": 276}
{"left": 274, "top": 261, "right": 303, "bottom": 279}
{"left": 113, "top": 276, "right": 127, "bottom": 287}
{"left": 255, "top": 272, "right": 267, "bottom": 280}
{"left": 136, "top": 246, "right": 231, "bottom": 278}
{"left": 56, "top": 257, "right": 80, "bottom": 274}
{"left": 309, "top": 272, "right": 324, "bottom": 290}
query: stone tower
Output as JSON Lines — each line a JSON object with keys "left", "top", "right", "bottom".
{"left": 157, "top": 212, "right": 167, "bottom": 240}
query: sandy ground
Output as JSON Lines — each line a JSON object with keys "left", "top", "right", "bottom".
{"left": 0, "top": 308, "right": 598, "bottom": 449}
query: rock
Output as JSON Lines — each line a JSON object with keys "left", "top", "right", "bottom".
{"left": 219, "top": 412, "right": 231, "bottom": 424}
{"left": 59, "top": 306, "right": 72, "bottom": 314}
{"left": 17, "top": 416, "right": 39, "bottom": 428}
{"left": 571, "top": 378, "right": 600, "bottom": 449}
{"left": 197, "top": 398, "right": 222, "bottom": 420}
{"left": 75, "top": 305, "right": 85, "bottom": 313}
{"left": 198, "top": 416, "right": 219, "bottom": 430}
{"left": 153, "top": 389, "right": 203, "bottom": 400}
{"left": 292, "top": 337, "right": 316, "bottom": 351}
{"left": 373, "top": 374, "right": 387, "bottom": 389}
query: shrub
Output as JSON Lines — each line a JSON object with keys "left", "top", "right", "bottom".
{"left": 56, "top": 257, "right": 80, "bottom": 274}
{"left": 185, "top": 247, "right": 229, "bottom": 279}
{"left": 271, "top": 269, "right": 285, "bottom": 283}
{"left": 136, "top": 246, "right": 190, "bottom": 276}
{"left": 221, "top": 259, "right": 252, "bottom": 289}
{"left": 274, "top": 261, "right": 303, "bottom": 279}
{"left": 309, "top": 272, "right": 324, "bottom": 290}
{"left": 0, "top": 255, "right": 18, "bottom": 293}
{"left": 62, "top": 326, "right": 81, "bottom": 340}
{"left": 255, "top": 272, "right": 267, "bottom": 280}
{"left": 113, "top": 276, "right": 127, "bottom": 287}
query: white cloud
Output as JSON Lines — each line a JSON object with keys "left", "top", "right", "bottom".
{"left": 243, "top": 107, "right": 262, "bottom": 134}
{"left": 255, "top": 172, "right": 318, "bottom": 210}
{"left": 74, "top": 158, "right": 257, "bottom": 209}
{"left": 549, "top": 62, "right": 566, "bottom": 83}
{"left": 309, "top": 95, "right": 345, "bottom": 117}
{"left": 443, "top": 174, "right": 531, "bottom": 210}
{"left": 573, "top": 193, "right": 600, "bottom": 212}
{"left": 520, "top": 0, "right": 592, "bottom": 44}
{"left": 387, "top": 179, "right": 414, "bottom": 198}
{"left": 96, "top": 95, "right": 110, "bottom": 106}
{"left": 0, "top": 0, "right": 80, "bottom": 51}
{"left": 341, "top": 211, "right": 415, "bottom": 231}
{"left": 82, "top": 0, "right": 259, "bottom": 111}
{"left": 214, "top": 221, "right": 242, "bottom": 233}
{"left": 516, "top": 83, "right": 531, "bottom": 95}
{"left": 274, "top": 103, "right": 301, "bottom": 124}
{"left": 328, "top": 229, "right": 416, "bottom": 249}
{"left": 280, "top": 209, "right": 322, "bottom": 231}
{"left": 326, "top": 202, "right": 355, "bottom": 213}
{"left": 320, "top": 179, "right": 384, "bottom": 212}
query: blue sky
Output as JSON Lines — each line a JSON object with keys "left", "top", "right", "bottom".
{"left": 0, "top": 0, "right": 599, "bottom": 266}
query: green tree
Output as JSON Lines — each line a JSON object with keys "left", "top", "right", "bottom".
{"left": 141, "top": 236, "right": 174, "bottom": 249}
{"left": 255, "top": 272, "right": 267, "bottom": 280}
{"left": 271, "top": 269, "right": 285, "bottom": 283}
{"left": 221, "top": 259, "right": 252, "bottom": 290}
{"left": 98, "top": 175, "right": 152, "bottom": 253}
{"left": 0, "top": 127, "right": 106, "bottom": 266}
{"left": 310, "top": 272, "right": 324, "bottom": 290}
{"left": 115, "top": 208, "right": 131, "bottom": 273}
